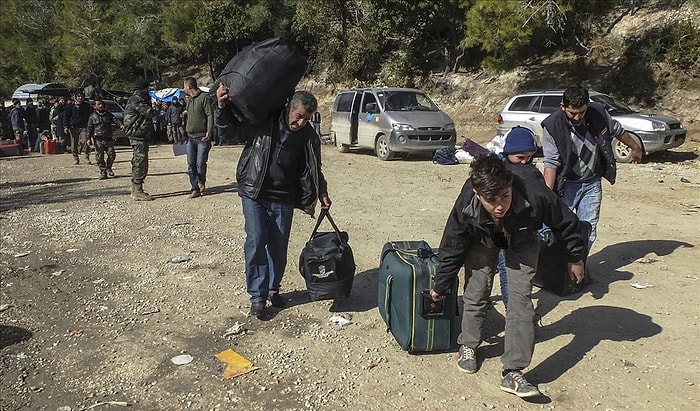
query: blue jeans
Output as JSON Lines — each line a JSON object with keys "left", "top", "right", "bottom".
{"left": 563, "top": 178, "right": 602, "bottom": 250}
{"left": 241, "top": 196, "right": 294, "bottom": 303}
{"left": 187, "top": 137, "right": 211, "bottom": 192}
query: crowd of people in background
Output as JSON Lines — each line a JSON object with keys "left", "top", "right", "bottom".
{"left": 0, "top": 85, "right": 195, "bottom": 153}
{"left": 0, "top": 79, "right": 325, "bottom": 207}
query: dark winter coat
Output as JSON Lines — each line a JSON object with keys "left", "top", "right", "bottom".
{"left": 63, "top": 102, "right": 92, "bottom": 129}
{"left": 541, "top": 102, "right": 618, "bottom": 197}
{"left": 87, "top": 110, "right": 116, "bottom": 140}
{"left": 433, "top": 171, "right": 584, "bottom": 296}
{"left": 123, "top": 91, "right": 156, "bottom": 140}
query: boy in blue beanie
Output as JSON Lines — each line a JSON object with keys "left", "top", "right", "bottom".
{"left": 498, "top": 126, "right": 539, "bottom": 308}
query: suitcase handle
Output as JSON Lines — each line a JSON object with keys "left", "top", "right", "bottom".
{"left": 384, "top": 275, "right": 393, "bottom": 332}
{"left": 380, "top": 246, "right": 437, "bottom": 264}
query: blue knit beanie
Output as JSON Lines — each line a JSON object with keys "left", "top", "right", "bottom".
{"left": 503, "top": 127, "right": 536, "bottom": 154}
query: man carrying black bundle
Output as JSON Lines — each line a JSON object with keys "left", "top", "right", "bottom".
{"left": 215, "top": 84, "right": 331, "bottom": 318}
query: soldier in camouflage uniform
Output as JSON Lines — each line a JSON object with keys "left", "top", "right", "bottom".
{"left": 87, "top": 98, "right": 119, "bottom": 180}
{"left": 123, "top": 78, "right": 157, "bottom": 201}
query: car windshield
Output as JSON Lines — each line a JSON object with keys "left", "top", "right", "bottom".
{"left": 591, "top": 94, "right": 636, "bottom": 115}
{"left": 378, "top": 91, "right": 439, "bottom": 112}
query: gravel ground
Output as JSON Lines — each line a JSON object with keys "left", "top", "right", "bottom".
{"left": 1, "top": 138, "right": 699, "bottom": 411}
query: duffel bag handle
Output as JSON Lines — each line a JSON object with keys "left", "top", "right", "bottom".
{"left": 309, "top": 208, "right": 344, "bottom": 242}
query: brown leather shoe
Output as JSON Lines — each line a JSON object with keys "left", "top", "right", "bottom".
{"left": 197, "top": 182, "right": 205, "bottom": 194}
{"left": 189, "top": 190, "right": 201, "bottom": 199}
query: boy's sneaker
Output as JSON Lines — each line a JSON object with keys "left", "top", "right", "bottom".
{"left": 500, "top": 370, "right": 541, "bottom": 398}
{"left": 107, "top": 169, "right": 115, "bottom": 177}
{"left": 99, "top": 173, "right": 107, "bottom": 180}
{"left": 457, "top": 345, "right": 478, "bottom": 373}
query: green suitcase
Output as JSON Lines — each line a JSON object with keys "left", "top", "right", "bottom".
{"left": 378, "top": 241, "right": 458, "bottom": 353}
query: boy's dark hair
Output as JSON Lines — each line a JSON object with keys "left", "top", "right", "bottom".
{"left": 562, "top": 86, "right": 589, "bottom": 108}
{"left": 470, "top": 153, "right": 513, "bottom": 200}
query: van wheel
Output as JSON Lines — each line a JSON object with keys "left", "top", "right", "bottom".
{"left": 612, "top": 134, "right": 643, "bottom": 163}
{"left": 334, "top": 132, "right": 350, "bottom": 153}
{"left": 375, "top": 135, "right": 395, "bottom": 161}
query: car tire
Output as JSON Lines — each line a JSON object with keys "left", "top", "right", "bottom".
{"left": 612, "top": 134, "right": 643, "bottom": 163}
{"left": 334, "top": 132, "right": 350, "bottom": 153}
{"left": 375, "top": 135, "right": 395, "bottom": 161}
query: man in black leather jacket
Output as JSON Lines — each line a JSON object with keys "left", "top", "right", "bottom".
{"left": 430, "top": 154, "right": 585, "bottom": 398}
{"left": 215, "top": 84, "right": 331, "bottom": 318}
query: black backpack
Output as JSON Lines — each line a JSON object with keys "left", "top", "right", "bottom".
{"left": 211, "top": 37, "right": 307, "bottom": 124}
{"left": 433, "top": 147, "right": 459, "bottom": 165}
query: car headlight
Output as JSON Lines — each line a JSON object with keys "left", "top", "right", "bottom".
{"left": 392, "top": 123, "right": 415, "bottom": 131}
{"left": 651, "top": 120, "right": 668, "bottom": 131}
{"left": 444, "top": 123, "right": 455, "bottom": 131}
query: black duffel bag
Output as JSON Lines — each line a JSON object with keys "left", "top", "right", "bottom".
{"left": 211, "top": 37, "right": 307, "bottom": 124}
{"left": 299, "top": 209, "right": 355, "bottom": 301}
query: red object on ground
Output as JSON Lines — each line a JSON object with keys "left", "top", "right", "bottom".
{"left": 43, "top": 140, "right": 58, "bottom": 154}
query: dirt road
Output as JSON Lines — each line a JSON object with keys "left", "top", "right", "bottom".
{"left": 1, "top": 137, "right": 698, "bottom": 410}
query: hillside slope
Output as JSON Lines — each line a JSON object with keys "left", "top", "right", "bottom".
{"left": 297, "top": 2, "right": 699, "bottom": 143}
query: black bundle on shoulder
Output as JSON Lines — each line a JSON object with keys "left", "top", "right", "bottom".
{"left": 211, "top": 37, "right": 307, "bottom": 124}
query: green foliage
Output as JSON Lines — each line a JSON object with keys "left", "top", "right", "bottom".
{"left": 0, "top": 0, "right": 696, "bottom": 98}
{"left": 0, "top": 0, "right": 58, "bottom": 96}
{"left": 462, "top": 0, "right": 538, "bottom": 69}
{"left": 660, "top": 22, "right": 700, "bottom": 71}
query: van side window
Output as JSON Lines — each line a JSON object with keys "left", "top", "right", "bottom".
{"left": 361, "top": 93, "right": 377, "bottom": 113}
{"left": 336, "top": 92, "right": 354, "bottom": 112}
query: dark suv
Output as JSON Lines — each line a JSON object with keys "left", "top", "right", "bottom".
{"left": 102, "top": 99, "right": 128, "bottom": 144}
{"left": 496, "top": 90, "right": 687, "bottom": 162}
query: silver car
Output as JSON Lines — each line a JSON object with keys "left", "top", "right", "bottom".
{"left": 496, "top": 90, "right": 687, "bottom": 162}
{"left": 331, "top": 88, "right": 456, "bottom": 160}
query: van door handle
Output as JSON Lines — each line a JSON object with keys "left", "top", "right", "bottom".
{"left": 528, "top": 117, "right": 536, "bottom": 121}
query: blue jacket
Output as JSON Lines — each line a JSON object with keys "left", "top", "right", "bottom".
{"left": 10, "top": 106, "right": 25, "bottom": 129}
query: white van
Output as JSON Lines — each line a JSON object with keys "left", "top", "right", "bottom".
{"left": 330, "top": 88, "right": 456, "bottom": 160}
